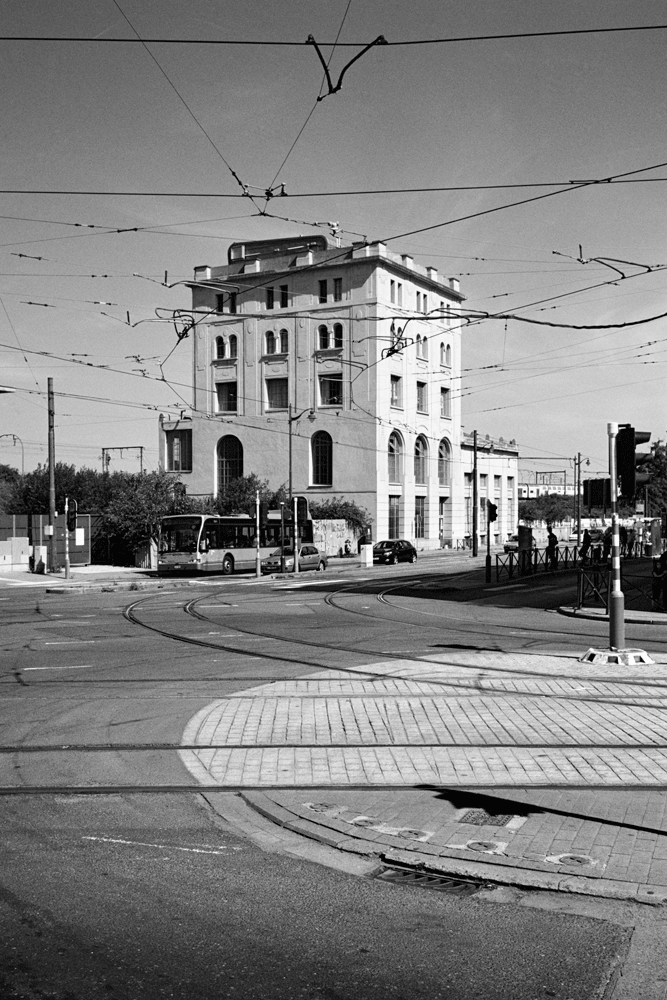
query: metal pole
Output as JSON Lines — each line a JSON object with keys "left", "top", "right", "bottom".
{"left": 280, "top": 502, "right": 285, "bottom": 574}
{"left": 255, "top": 489, "right": 261, "bottom": 578}
{"left": 472, "top": 430, "right": 478, "bottom": 557}
{"left": 576, "top": 453, "right": 582, "bottom": 549}
{"left": 485, "top": 501, "right": 491, "bottom": 582}
{"left": 64, "top": 496, "right": 70, "bottom": 580}
{"left": 47, "top": 378, "right": 57, "bottom": 573}
{"left": 293, "top": 496, "right": 300, "bottom": 575}
{"left": 608, "top": 422, "right": 625, "bottom": 650}
{"left": 288, "top": 404, "right": 293, "bottom": 501}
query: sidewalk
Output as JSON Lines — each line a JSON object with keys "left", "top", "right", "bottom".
{"left": 181, "top": 650, "right": 667, "bottom": 905}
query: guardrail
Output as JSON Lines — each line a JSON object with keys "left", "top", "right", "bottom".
{"left": 495, "top": 545, "right": 578, "bottom": 582}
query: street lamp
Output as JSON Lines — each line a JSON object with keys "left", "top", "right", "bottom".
{"left": 287, "top": 404, "right": 315, "bottom": 500}
{"left": 0, "top": 434, "right": 24, "bottom": 475}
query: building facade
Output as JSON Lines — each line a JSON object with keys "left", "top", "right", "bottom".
{"left": 158, "top": 235, "right": 503, "bottom": 549}
{"left": 461, "top": 433, "right": 520, "bottom": 548}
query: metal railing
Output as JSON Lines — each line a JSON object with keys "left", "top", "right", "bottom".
{"left": 495, "top": 545, "right": 578, "bottom": 582}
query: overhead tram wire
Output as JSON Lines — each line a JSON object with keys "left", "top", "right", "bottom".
{"left": 2, "top": 24, "right": 666, "bottom": 45}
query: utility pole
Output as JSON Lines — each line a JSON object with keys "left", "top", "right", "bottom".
{"left": 47, "top": 378, "right": 57, "bottom": 573}
{"left": 472, "top": 430, "right": 478, "bottom": 557}
{"left": 255, "top": 489, "right": 261, "bottom": 579}
{"left": 576, "top": 453, "right": 582, "bottom": 549}
{"left": 608, "top": 423, "right": 624, "bottom": 650}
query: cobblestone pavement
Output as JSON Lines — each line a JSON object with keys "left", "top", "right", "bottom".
{"left": 181, "top": 652, "right": 667, "bottom": 789}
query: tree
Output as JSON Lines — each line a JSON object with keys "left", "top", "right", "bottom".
{"left": 518, "top": 493, "right": 575, "bottom": 525}
{"left": 308, "top": 497, "right": 372, "bottom": 532}
{"left": 643, "top": 441, "right": 667, "bottom": 515}
{"left": 100, "top": 470, "right": 211, "bottom": 551}
{"left": 214, "top": 474, "right": 287, "bottom": 516}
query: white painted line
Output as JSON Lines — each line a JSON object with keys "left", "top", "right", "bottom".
{"left": 484, "top": 583, "right": 527, "bottom": 592}
{"left": 285, "top": 602, "right": 322, "bottom": 606}
{"left": 83, "top": 836, "right": 238, "bottom": 855}
{"left": 43, "top": 641, "right": 96, "bottom": 645}
{"left": 24, "top": 664, "right": 92, "bottom": 671}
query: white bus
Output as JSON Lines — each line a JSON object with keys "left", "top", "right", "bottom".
{"left": 157, "top": 513, "right": 314, "bottom": 576}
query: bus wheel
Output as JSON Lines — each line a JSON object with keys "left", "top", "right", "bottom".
{"left": 222, "top": 555, "right": 234, "bottom": 575}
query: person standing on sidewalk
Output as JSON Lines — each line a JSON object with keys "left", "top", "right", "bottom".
{"left": 546, "top": 528, "right": 559, "bottom": 571}
{"left": 652, "top": 557, "right": 666, "bottom": 611}
{"left": 579, "top": 529, "right": 591, "bottom": 564}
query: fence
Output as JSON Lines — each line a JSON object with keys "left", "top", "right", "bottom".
{"left": 495, "top": 544, "right": 578, "bottom": 582}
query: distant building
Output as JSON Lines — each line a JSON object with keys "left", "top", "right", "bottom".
{"left": 461, "top": 434, "right": 520, "bottom": 547}
{"left": 159, "top": 235, "right": 516, "bottom": 548}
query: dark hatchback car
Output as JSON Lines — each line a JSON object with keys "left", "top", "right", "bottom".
{"left": 373, "top": 540, "right": 418, "bottom": 565}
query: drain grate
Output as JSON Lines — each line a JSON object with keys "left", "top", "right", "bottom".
{"left": 374, "top": 865, "right": 484, "bottom": 896}
{"left": 459, "top": 809, "right": 513, "bottom": 827}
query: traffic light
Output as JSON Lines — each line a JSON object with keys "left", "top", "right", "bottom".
{"left": 66, "top": 499, "right": 78, "bottom": 532}
{"left": 295, "top": 496, "right": 309, "bottom": 522}
{"left": 259, "top": 501, "right": 269, "bottom": 525}
{"left": 616, "top": 425, "right": 651, "bottom": 499}
{"left": 583, "top": 478, "right": 611, "bottom": 509}
{"left": 487, "top": 500, "right": 498, "bottom": 522}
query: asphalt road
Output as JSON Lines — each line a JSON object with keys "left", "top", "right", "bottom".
{"left": 1, "top": 564, "right": 665, "bottom": 997}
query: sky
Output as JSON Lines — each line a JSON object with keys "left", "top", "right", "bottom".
{"left": 0, "top": 0, "right": 666, "bottom": 486}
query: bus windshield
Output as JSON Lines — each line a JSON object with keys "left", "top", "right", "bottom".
{"left": 159, "top": 517, "right": 202, "bottom": 554}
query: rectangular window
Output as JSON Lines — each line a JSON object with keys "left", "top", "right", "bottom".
{"left": 166, "top": 429, "right": 192, "bottom": 472}
{"left": 440, "top": 387, "right": 451, "bottom": 418}
{"left": 318, "top": 279, "right": 328, "bottom": 304}
{"left": 390, "top": 279, "right": 395, "bottom": 304}
{"left": 266, "top": 287, "right": 274, "bottom": 310}
{"left": 423, "top": 294, "right": 428, "bottom": 314}
{"left": 397, "top": 283, "right": 403, "bottom": 307}
{"left": 216, "top": 382, "right": 237, "bottom": 413}
{"left": 229, "top": 292, "right": 237, "bottom": 314}
{"left": 507, "top": 476, "right": 515, "bottom": 497}
{"left": 333, "top": 277, "right": 342, "bottom": 301}
{"left": 416, "top": 381, "right": 428, "bottom": 413}
{"left": 389, "top": 496, "right": 400, "bottom": 539}
{"left": 215, "top": 294, "right": 224, "bottom": 314}
{"left": 479, "top": 474, "right": 488, "bottom": 494}
{"left": 280, "top": 284, "right": 288, "bottom": 308}
{"left": 319, "top": 373, "right": 343, "bottom": 406}
{"left": 390, "top": 375, "right": 403, "bottom": 408}
{"left": 266, "top": 378, "right": 288, "bottom": 410}
{"left": 415, "top": 497, "right": 425, "bottom": 539}
{"left": 416, "top": 291, "right": 421, "bottom": 312}
{"left": 494, "top": 475, "right": 501, "bottom": 493}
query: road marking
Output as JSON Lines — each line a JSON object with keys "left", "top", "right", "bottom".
{"left": 43, "top": 641, "right": 96, "bottom": 645}
{"left": 83, "top": 836, "right": 239, "bottom": 855}
{"left": 285, "top": 602, "right": 322, "bottom": 606}
{"left": 484, "top": 584, "right": 527, "bottom": 592}
{"left": 24, "top": 664, "right": 92, "bottom": 671}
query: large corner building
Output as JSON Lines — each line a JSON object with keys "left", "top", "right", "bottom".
{"left": 159, "top": 235, "right": 518, "bottom": 549}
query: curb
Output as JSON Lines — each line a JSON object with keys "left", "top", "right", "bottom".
{"left": 239, "top": 791, "right": 667, "bottom": 907}
{"left": 558, "top": 605, "right": 667, "bottom": 625}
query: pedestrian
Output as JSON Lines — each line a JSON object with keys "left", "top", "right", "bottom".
{"left": 546, "top": 528, "right": 559, "bottom": 571}
{"left": 661, "top": 553, "right": 667, "bottom": 612}
{"left": 602, "top": 527, "right": 612, "bottom": 562}
{"left": 652, "top": 558, "right": 665, "bottom": 611}
{"left": 579, "top": 529, "right": 591, "bottom": 564}
{"left": 619, "top": 525, "right": 628, "bottom": 557}
{"left": 626, "top": 528, "right": 635, "bottom": 559}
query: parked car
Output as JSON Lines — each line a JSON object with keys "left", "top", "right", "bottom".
{"left": 373, "top": 539, "right": 418, "bottom": 565}
{"left": 261, "top": 545, "right": 328, "bottom": 574}
{"left": 503, "top": 534, "right": 536, "bottom": 553}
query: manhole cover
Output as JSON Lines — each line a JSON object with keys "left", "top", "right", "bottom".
{"left": 374, "top": 866, "right": 484, "bottom": 896}
{"left": 459, "top": 809, "right": 513, "bottom": 827}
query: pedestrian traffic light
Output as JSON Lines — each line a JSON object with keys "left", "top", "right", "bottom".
{"left": 66, "top": 499, "right": 78, "bottom": 532}
{"left": 487, "top": 500, "right": 498, "bottom": 522}
{"left": 617, "top": 425, "right": 651, "bottom": 499}
{"left": 295, "top": 496, "right": 309, "bottom": 522}
{"left": 259, "top": 501, "right": 269, "bottom": 525}
{"left": 583, "top": 478, "right": 611, "bottom": 509}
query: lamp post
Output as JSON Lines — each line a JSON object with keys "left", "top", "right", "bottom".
{"left": 0, "top": 434, "right": 24, "bottom": 475}
{"left": 288, "top": 404, "right": 315, "bottom": 501}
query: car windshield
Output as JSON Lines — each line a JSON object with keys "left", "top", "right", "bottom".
{"left": 374, "top": 541, "right": 394, "bottom": 549}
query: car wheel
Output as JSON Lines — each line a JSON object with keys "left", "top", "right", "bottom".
{"left": 221, "top": 555, "right": 234, "bottom": 575}
{"left": 391, "top": 553, "right": 398, "bottom": 565}
{"left": 316, "top": 561, "right": 326, "bottom": 572}
{"left": 410, "top": 552, "right": 417, "bottom": 563}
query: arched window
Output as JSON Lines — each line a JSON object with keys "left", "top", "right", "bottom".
{"left": 228, "top": 334, "right": 237, "bottom": 358}
{"left": 438, "top": 438, "right": 452, "bottom": 487}
{"left": 311, "top": 431, "right": 332, "bottom": 486}
{"left": 440, "top": 342, "right": 446, "bottom": 366}
{"left": 446, "top": 343, "right": 452, "bottom": 366}
{"left": 415, "top": 334, "right": 422, "bottom": 358}
{"left": 318, "top": 325, "right": 329, "bottom": 350}
{"left": 388, "top": 431, "right": 403, "bottom": 484}
{"left": 279, "top": 329, "right": 288, "bottom": 353}
{"left": 414, "top": 436, "right": 428, "bottom": 485}
{"left": 333, "top": 323, "right": 343, "bottom": 349}
{"left": 216, "top": 336, "right": 225, "bottom": 360}
{"left": 422, "top": 336, "right": 428, "bottom": 360}
{"left": 217, "top": 435, "right": 243, "bottom": 493}
{"left": 265, "top": 331, "right": 276, "bottom": 355}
